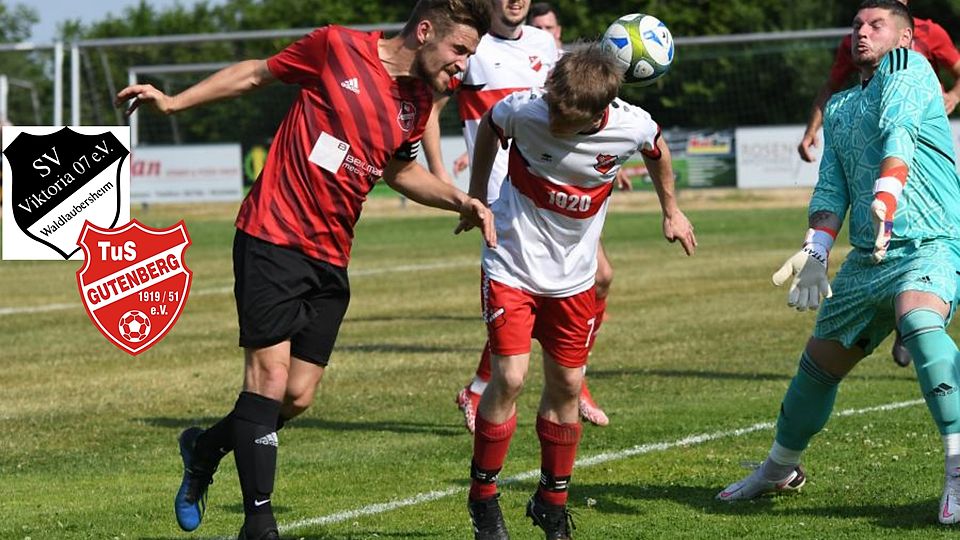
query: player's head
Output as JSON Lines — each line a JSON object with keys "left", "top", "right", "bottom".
{"left": 527, "top": 2, "right": 562, "bottom": 47}
{"left": 404, "top": 0, "right": 492, "bottom": 92}
{"left": 489, "top": 0, "right": 530, "bottom": 35}
{"left": 543, "top": 43, "right": 622, "bottom": 137}
{"left": 851, "top": 0, "right": 914, "bottom": 70}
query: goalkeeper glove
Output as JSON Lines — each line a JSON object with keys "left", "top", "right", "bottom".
{"left": 772, "top": 228, "right": 835, "bottom": 311}
{"left": 870, "top": 166, "right": 907, "bottom": 263}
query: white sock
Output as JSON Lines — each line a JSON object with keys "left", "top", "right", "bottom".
{"left": 945, "top": 433, "right": 960, "bottom": 476}
{"left": 469, "top": 378, "right": 488, "bottom": 395}
{"left": 761, "top": 441, "right": 803, "bottom": 481}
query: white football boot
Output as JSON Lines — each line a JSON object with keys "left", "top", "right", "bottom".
{"left": 716, "top": 464, "right": 806, "bottom": 501}
{"left": 939, "top": 470, "right": 960, "bottom": 524}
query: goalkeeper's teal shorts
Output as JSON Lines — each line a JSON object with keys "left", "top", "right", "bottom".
{"left": 813, "top": 238, "right": 960, "bottom": 354}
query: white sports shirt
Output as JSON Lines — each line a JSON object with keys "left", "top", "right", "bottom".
{"left": 482, "top": 90, "right": 661, "bottom": 297}
{"left": 450, "top": 27, "right": 558, "bottom": 203}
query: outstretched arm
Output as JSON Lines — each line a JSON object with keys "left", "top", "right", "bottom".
{"left": 641, "top": 136, "right": 696, "bottom": 256}
{"left": 383, "top": 157, "right": 496, "bottom": 247}
{"left": 115, "top": 59, "right": 276, "bottom": 116}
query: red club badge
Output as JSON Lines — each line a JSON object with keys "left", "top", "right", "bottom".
{"left": 76, "top": 220, "right": 192, "bottom": 355}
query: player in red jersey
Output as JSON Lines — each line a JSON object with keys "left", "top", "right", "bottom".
{"left": 115, "top": 2, "right": 493, "bottom": 539}
{"left": 460, "top": 44, "right": 696, "bottom": 539}
{"left": 797, "top": 0, "right": 960, "bottom": 370}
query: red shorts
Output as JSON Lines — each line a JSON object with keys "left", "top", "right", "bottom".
{"left": 481, "top": 273, "right": 597, "bottom": 368}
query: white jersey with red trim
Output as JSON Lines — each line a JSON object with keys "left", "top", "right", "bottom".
{"left": 450, "top": 26, "right": 557, "bottom": 203}
{"left": 482, "top": 90, "right": 661, "bottom": 297}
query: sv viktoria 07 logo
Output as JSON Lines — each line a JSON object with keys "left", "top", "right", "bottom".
{"left": 76, "top": 220, "right": 192, "bottom": 356}
{"left": 1, "top": 126, "right": 131, "bottom": 260}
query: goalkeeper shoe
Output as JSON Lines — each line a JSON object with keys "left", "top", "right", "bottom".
{"left": 716, "top": 464, "right": 806, "bottom": 501}
{"left": 468, "top": 494, "right": 510, "bottom": 540}
{"left": 456, "top": 385, "right": 482, "bottom": 434}
{"left": 526, "top": 493, "right": 575, "bottom": 540}
{"left": 175, "top": 427, "right": 216, "bottom": 531}
{"left": 940, "top": 470, "right": 960, "bottom": 524}
{"left": 578, "top": 384, "right": 609, "bottom": 427}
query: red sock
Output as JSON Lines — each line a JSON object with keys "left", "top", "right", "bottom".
{"left": 475, "top": 341, "right": 492, "bottom": 382}
{"left": 469, "top": 413, "right": 516, "bottom": 501}
{"left": 536, "top": 416, "right": 582, "bottom": 506}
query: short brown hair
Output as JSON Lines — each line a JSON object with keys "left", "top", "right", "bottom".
{"left": 544, "top": 43, "right": 623, "bottom": 119}
{"left": 402, "top": 0, "right": 491, "bottom": 38}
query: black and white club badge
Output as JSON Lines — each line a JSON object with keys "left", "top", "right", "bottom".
{"left": 2, "top": 126, "right": 131, "bottom": 260}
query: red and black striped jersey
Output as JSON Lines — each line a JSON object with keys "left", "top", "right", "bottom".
{"left": 236, "top": 25, "right": 432, "bottom": 266}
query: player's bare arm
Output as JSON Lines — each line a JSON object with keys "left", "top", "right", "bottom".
{"left": 115, "top": 59, "right": 276, "bottom": 117}
{"left": 465, "top": 111, "right": 500, "bottom": 204}
{"left": 798, "top": 79, "right": 844, "bottom": 162}
{"left": 423, "top": 93, "right": 455, "bottom": 184}
{"left": 383, "top": 157, "right": 496, "bottom": 247}
{"left": 642, "top": 136, "right": 696, "bottom": 256}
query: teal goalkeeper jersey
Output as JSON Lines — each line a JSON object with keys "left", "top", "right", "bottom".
{"left": 810, "top": 47, "right": 960, "bottom": 250}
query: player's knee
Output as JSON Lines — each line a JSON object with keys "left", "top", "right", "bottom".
{"left": 282, "top": 389, "right": 315, "bottom": 419}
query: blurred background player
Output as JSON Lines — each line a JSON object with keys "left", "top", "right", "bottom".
{"left": 796, "top": 0, "right": 960, "bottom": 369}
{"left": 424, "top": 0, "right": 614, "bottom": 434}
{"left": 719, "top": 1, "right": 960, "bottom": 525}
{"left": 116, "top": 1, "right": 495, "bottom": 539}
{"left": 526, "top": 2, "right": 562, "bottom": 48}
{"left": 463, "top": 44, "right": 696, "bottom": 540}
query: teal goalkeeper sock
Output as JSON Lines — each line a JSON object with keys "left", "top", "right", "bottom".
{"left": 900, "top": 308, "right": 960, "bottom": 435}
{"left": 774, "top": 352, "right": 840, "bottom": 452}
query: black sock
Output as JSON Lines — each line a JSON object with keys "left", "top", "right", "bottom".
{"left": 196, "top": 397, "right": 291, "bottom": 471}
{"left": 232, "top": 391, "right": 281, "bottom": 527}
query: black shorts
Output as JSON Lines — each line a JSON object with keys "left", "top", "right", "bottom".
{"left": 233, "top": 229, "right": 350, "bottom": 366}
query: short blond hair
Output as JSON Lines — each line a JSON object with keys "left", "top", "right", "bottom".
{"left": 544, "top": 43, "right": 622, "bottom": 120}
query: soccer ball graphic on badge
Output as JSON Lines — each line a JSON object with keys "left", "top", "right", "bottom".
{"left": 119, "top": 310, "right": 152, "bottom": 343}
{"left": 601, "top": 13, "right": 674, "bottom": 86}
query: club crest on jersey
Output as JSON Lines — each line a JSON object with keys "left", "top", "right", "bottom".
{"left": 593, "top": 153, "right": 619, "bottom": 174}
{"left": 76, "top": 220, "right": 192, "bottom": 356}
{"left": 397, "top": 101, "right": 416, "bottom": 132}
{"left": 529, "top": 56, "right": 543, "bottom": 72}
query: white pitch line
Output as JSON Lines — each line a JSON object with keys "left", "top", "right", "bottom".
{"left": 0, "top": 260, "right": 476, "bottom": 317}
{"left": 277, "top": 398, "right": 924, "bottom": 534}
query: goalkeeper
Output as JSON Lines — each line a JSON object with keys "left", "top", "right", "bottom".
{"left": 717, "top": 0, "right": 960, "bottom": 524}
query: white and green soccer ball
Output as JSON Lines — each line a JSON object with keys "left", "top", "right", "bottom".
{"left": 601, "top": 13, "right": 674, "bottom": 86}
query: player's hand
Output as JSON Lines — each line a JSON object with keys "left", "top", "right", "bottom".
{"left": 944, "top": 91, "right": 959, "bottom": 115}
{"left": 453, "top": 152, "right": 470, "bottom": 175}
{"left": 115, "top": 84, "right": 174, "bottom": 116}
{"left": 870, "top": 197, "right": 893, "bottom": 263}
{"left": 455, "top": 198, "right": 497, "bottom": 248}
{"left": 615, "top": 169, "right": 633, "bottom": 191}
{"left": 662, "top": 210, "right": 696, "bottom": 256}
{"left": 797, "top": 132, "right": 819, "bottom": 163}
{"left": 772, "top": 243, "right": 832, "bottom": 311}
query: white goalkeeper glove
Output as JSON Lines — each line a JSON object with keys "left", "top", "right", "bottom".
{"left": 870, "top": 173, "right": 904, "bottom": 264}
{"left": 772, "top": 228, "right": 834, "bottom": 311}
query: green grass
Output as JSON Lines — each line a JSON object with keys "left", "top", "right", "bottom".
{"left": 1, "top": 205, "right": 955, "bottom": 539}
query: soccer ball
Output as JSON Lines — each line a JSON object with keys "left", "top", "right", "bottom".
{"left": 119, "top": 310, "right": 152, "bottom": 343}
{"left": 601, "top": 13, "right": 674, "bottom": 86}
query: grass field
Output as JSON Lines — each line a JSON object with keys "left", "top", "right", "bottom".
{"left": 2, "top": 196, "right": 958, "bottom": 539}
